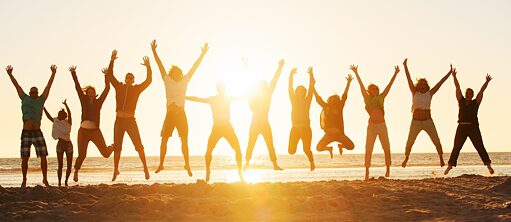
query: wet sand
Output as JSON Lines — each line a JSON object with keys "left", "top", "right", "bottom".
{"left": 0, "top": 175, "right": 510, "bottom": 221}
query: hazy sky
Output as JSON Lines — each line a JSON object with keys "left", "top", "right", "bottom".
{"left": 0, "top": 0, "right": 510, "bottom": 158}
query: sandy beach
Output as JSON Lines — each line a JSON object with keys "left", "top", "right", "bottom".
{"left": 0, "top": 174, "right": 509, "bottom": 221}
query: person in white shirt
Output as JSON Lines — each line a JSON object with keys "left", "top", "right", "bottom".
{"left": 151, "top": 40, "right": 209, "bottom": 176}
{"left": 401, "top": 58, "right": 452, "bottom": 168}
{"left": 43, "top": 99, "right": 73, "bottom": 186}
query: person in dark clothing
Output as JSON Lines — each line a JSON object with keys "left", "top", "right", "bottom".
{"left": 5, "top": 65, "right": 56, "bottom": 187}
{"left": 71, "top": 65, "right": 113, "bottom": 183}
{"left": 43, "top": 99, "right": 73, "bottom": 186}
{"left": 288, "top": 67, "right": 316, "bottom": 171}
{"left": 444, "top": 69, "right": 494, "bottom": 175}
{"left": 313, "top": 74, "right": 355, "bottom": 158}
{"left": 244, "top": 59, "right": 285, "bottom": 171}
{"left": 106, "top": 50, "right": 151, "bottom": 181}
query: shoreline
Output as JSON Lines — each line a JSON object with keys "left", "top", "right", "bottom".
{"left": 0, "top": 175, "right": 509, "bottom": 221}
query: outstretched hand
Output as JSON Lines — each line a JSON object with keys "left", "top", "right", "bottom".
{"left": 278, "top": 59, "right": 285, "bottom": 67}
{"left": 290, "top": 68, "right": 297, "bottom": 75}
{"left": 394, "top": 65, "right": 400, "bottom": 75}
{"left": 201, "top": 43, "right": 209, "bottom": 54}
{"left": 308, "top": 67, "right": 316, "bottom": 85}
{"left": 308, "top": 67, "right": 313, "bottom": 75}
{"left": 141, "top": 56, "right": 150, "bottom": 67}
{"left": 349, "top": 64, "right": 358, "bottom": 74}
{"left": 346, "top": 74, "right": 354, "bottom": 82}
{"left": 403, "top": 58, "right": 408, "bottom": 66}
{"left": 485, "top": 74, "right": 493, "bottom": 82}
{"left": 68, "top": 66, "right": 77, "bottom": 74}
{"left": 111, "top": 50, "right": 118, "bottom": 61}
{"left": 62, "top": 99, "right": 67, "bottom": 106}
{"left": 101, "top": 67, "right": 108, "bottom": 75}
{"left": 151, "top": 40, "right": 157, "bottom": 51}
{"left": 50, "top": 64, "right": 57, "bottom": 74}
{"left": 449, "top": 64, "right": 454, "bottom": 74}
{"left": 5, "top": 65, "right": 13, "bottom": 75}
{"left": 451, "top": 68, "right": 457, "bottom": 77}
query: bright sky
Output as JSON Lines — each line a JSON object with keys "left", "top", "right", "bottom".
{"left": 0, "top": 0, "right": 510, "bottom": 158}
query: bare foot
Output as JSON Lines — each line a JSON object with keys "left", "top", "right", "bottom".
{"left": 365, "top": 172, "right": 369, "bottom": 181}
{"left": 243, "top": 162, "right": 250, "bottom": 171}
{"left": 144, "top": 168, "right": 150, "bottom": 180}
{"left": 155, "top": 165, "right": 164, "bottom": 173}
{"left": 487, "top": 165, "right": 494, "bottom": 174}
{"left": 21, "top": 180, "right": 27, "bottom": 188}
{"left": 385, "top": 170, "right": 390, "bottom": 178}
{"left": 184, "top": 165, "right": 193, "bottom": 177}
{"left": 444, "top": 165, "right": 453, "bottom": 175}
{"left": 439, "top": 158, "right": 445, "bottom": 167}
{"left": 310, "top": 162, "right": 315, "bottom": 171}
{"left": 401, "top": 157, "right": 409, "bottom": 168}
{"left": 73, "top": 170, "right": 79, "bottom": 182}
{"left": 337, "top": 144, "right": 344, "bottom": 156}
{"left": 58, "top": 182, "right": 61, "bottom": 187}
{"left": 205, "top": 170, "right": 210, "bottom": 182}
{"left": 112, "top": 170, "right": 120, "bottom": 182}
{"left": 273, "top": 165, "right": 284, "bottom": 171}
{"left": 42, "top": 179, "right": 50, "bottom": 187}
{"left": 326, "top": 146, "right": 333, "bottom": 159}
{"left": 65, "top": 180, "right": 69, "bottom": 187}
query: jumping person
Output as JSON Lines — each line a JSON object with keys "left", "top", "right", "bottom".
{"left": 401, "top": 59, "right": 452, "bottom": 168}
{"left": 71, "top": 65, "right": 114, "bottom": 182}
{"left": 43, "top": 99, "right": 73, "bottom": 186}
{"left": 186, "top": 82, "right": 244, "bottom": 182}
{"left": 313, "top": 74, "right": 355, "bottom": 158}
{"left": 444, "top": 70, "right": 494, "bottom": 175}
{"left": 350, "top": 64, "right": 399, "bottom": 180}
{"left": 152, "top": 40, "right": 209, "bottom": 176}
{"left": 5, "top": 64, "right": 56, "bottom": 187}
{"left": 106, "top": 50, "right": 151, "bottom": 181}
{"left": 244, "top": 59, "right": 285, "bottom": 171}
{"left": 288, "top": 67, "right": 316, "bottom": 171}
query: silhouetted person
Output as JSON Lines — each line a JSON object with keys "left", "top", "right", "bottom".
{"left": 350, "top": 64, "right": 399, "bottom": 180}
{"left": 186, "top": 83, "right": 244, "bottom": 182}
{"left": 444, "top": 70, "right": 494, "bottom": 175}
{"left": 313, "top": 74, "right": 355, "bottom": 158}
{"left": 5, "top": 65, "right": 56, "bottom": 187}
{"left": 70, "top": 65, "right": 113, "bottom": 183}
{"left": 401, "top": 59, "right": 452, "bottom": 168}
{"left": 106, "top": 50, "right": 151, "bottom": 181}
{"left": 43, "top": 99, "right": 73, "bottom": 186}
{"left": 244, "top": 59, "right": 285, "bottom": 171}
{"left": 288, "top": 67, "right": 316, "bottom": 171}
{"left": 152, "top": 40, "right": 209, "bottom": 176}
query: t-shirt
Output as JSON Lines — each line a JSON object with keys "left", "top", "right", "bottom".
{"left": 290, "top": 97, "right": 311, "bottom": 127}
{"left": 21, "top": 93, "right": 46, "bottom": 124}
{"left": 163, "top": 74, "right": 192, "bottom": 107}
{"left": 319, "top": 99, "right": 346, "bottom": 132}
{"left": 52, "top": 118, "right": 71, "bottom": 141}
{"left": 458, "top": 97, "right": 479, "bottom": 124}
{"left": 412, "top": 91, "right": 432, "bottom": 112}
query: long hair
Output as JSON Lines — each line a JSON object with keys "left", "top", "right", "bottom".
{"left": 82, "top": 85, "right": 98, "bottom": 98}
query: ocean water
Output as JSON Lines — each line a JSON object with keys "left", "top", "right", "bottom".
{"left": 0, "top": 152, "right": 509, "bottom": 187}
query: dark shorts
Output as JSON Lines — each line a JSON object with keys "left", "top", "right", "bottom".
{"left": 56, "top": 139, "right": 73, "bottom": 155}
{"left": 20, "top": 130, "right": 48, "bottom": 158}
{"left": 161, "top": 108, "right": 188, "bottom": 138}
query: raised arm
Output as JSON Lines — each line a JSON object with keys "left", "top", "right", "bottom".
{"left": 106, "top": 50, "right": 121, "bottom": 89}
{"left": 185, "top": 42, "right": 209, "bottom": 80}
{"left": 269, "top": 59, "right": 285, "bottom": 94}
{"left": 306, "top": 67, "right": 316, "bottom": 103}
{"left": 43, "top": 108, "right": 54, "bottom": 122}
{"left": 403, "top": 58, "right": 416, "bottom": 94}
{"left": 382, "top": 65, "right": 400, "bottom": 97}
{"left": 288, "top": 68, "right": 297, "bottom": 100}
{"left": 349, "top": 64, "right": 367, "bottom": 99}
{"left": 341, "top": 74, "right": 353, "bottom": 103}
{"left": 69, "top": 66, "right": 84, "bottom": 98}
{"left": 139, "top": 56, "right": 152, "bottom": 90}
{"left": 41, "top": 64, "right": 57, "bottom": 100}
{"left": 451, "top": 68, "right": 462, "bottom": 101}
{"left": 99, "top": 67, "right": 111, "bottom": 104}
{"left": 313, "top": 88, "right": 327, "bottom": 107}
{"left": 5, "top": 65, "right": 24, "bottom": 98}
{"left": 151, "top": 39, "right": 167, "bottom": 79}
{"left": 430, "top": 64, "right": 453, "bottom": 96}
{"left": 476, "top": 74, "right": 492, "bottom": 104}
{"left": 63, "top": 99, "right": 72, "bottom": 125}
{"left": 185, "top": 96, "right": 210, "bottom": 103}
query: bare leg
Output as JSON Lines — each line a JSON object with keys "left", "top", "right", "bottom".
{"left": 156, "top": 136, "right": 169, "bottom": 173}
{"left": 112, "top": 150, "right": 121, "bottom": 181}
{"left": 41, "top": 156, "right": 50, "bottom": 187}
{"left": 365, "top": 167, "right": 370, "bottom": 181}
{"left": 137, "top": 149, "right": 150, "bottom": 180}
{"left": 57, "top": 152, "right": 64, "bottom": 186}
{"left": 444, "top": 164, "right": 453, "bottom": 175}
{"left": 65, "top": 152, "right": 73, "bottom": 186}
{"left": 385, "top": 166, "right": 390, "bottom": 177}
{"left": 21, "top": 157, "right": 29, "bottom": 188}
{"left": 181, "top": 136, "right": 192, "bottom": 177}
{"left": 487, "top": 164, "right": 494, "bottom": 174}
